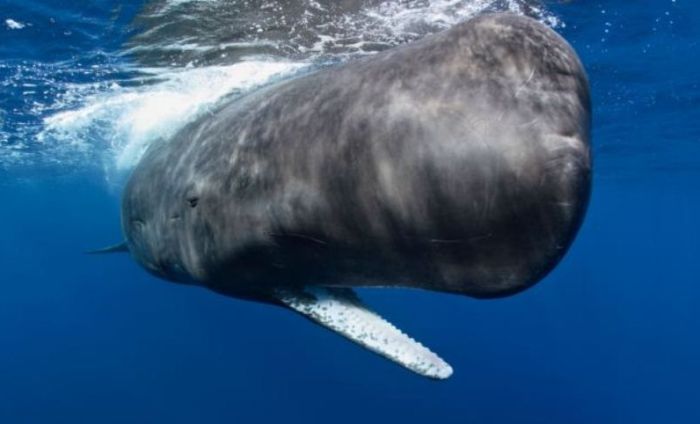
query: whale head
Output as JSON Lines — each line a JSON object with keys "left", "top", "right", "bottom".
{"left": 120, "top": 147, "right": 194, "bottom": 283}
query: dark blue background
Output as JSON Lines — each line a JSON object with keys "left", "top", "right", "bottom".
{"left": 1, "top": 1, "right": 699, "bottom": 422}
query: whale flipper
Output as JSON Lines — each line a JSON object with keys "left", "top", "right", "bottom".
{"left": 276, "top": 286, "right": 453, "bottom": 379}
{"left": 86, "top": 241, "right": 129, "bottom": 254}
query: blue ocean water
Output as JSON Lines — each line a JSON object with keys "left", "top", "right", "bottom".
{"left": 1, "top": 0, "right": 698, "bottom": 422}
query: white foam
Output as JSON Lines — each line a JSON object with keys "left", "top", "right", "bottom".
{"left": 157, "top": 0, "right": 220, "bottom": 15}
{"left": 5, "top": 19, "right": 25, "bottom": 30}
{"left": 296, "top": 0, "right": 560, "bottom": 56}
{"left": 364, "top": 0, "right": 560, "bottom": 34}
{"left": 39, "top": 60, "right": 305, "bottom": 172}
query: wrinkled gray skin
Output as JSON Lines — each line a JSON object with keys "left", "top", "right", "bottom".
{"left": 123, "top": 13, "right": 591, "bottom": 303}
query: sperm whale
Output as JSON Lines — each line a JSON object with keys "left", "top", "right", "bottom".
{"left": 111, "top": 13, "right": 591, "bottom": 379}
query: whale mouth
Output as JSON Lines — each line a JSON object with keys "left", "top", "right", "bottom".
{"left": 276, "top": 286, "right": 453, "bottom": 380}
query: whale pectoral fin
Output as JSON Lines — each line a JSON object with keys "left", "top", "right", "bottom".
{"left": 86, "top": 241, "right": 129, "bottom": 254}
{"left": 275, "top": 286, "right": 453, "bottom": 380}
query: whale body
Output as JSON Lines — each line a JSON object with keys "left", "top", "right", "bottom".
{"left": 117, "top": 13, "right": 591, "bottom": 379}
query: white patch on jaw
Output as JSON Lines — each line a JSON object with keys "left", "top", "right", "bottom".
{"left": 277, "top": 286, "right": 453, "bottom": 380}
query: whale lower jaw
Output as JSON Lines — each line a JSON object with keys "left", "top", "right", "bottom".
{"left": 275, "top": 286, "right": 453, "bottom": 380}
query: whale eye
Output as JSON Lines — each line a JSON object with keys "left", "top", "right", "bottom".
{"left": 131, "top": 219, "right": 145, "bottom": 232}
{"left": 187, "top": 197, "right": 199, "bottom": 208}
